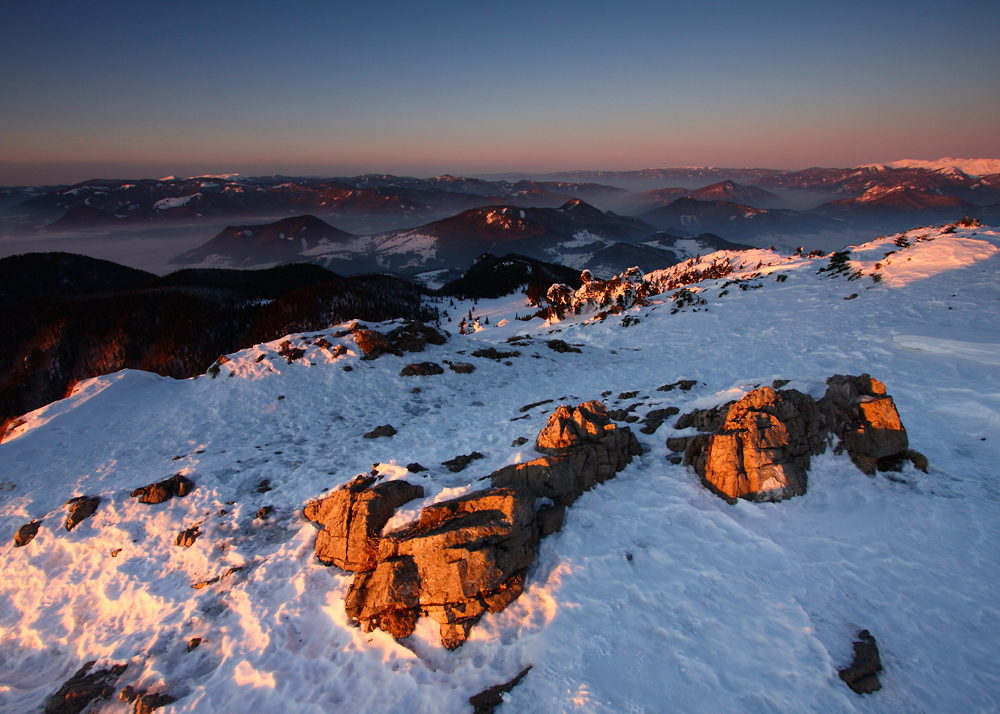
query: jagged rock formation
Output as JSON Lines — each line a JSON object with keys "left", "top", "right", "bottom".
{"left": 131, "top": 474, "right": 195, "bottom": 505}
{"left": 65, "top": 497, "right": 100, "bottom": 531}
{"left": 839, "top": 630, "right": 883, "bottom": 694}
{"left": 44, "top": 661, "right": 128, "bottom": 714}
{"left": 472, "top": 347, "right": 520, "bottom": 360}
{"left": 345, "top": 486, "right": 537, "bottom": 649}
{"left": 544, "top": 267, "right": 654, "bottom": 320}
{"left": 670, "top": 374, "right": 923, "bottom": 503}
{"left": 679, "top": 387, "right": 825, "bottom": 503}
{"left": 322, "top": 401, "right": 640, "bottom": 649}
{"left": 304, "top": 476, "right": 424, "bottom": 572}
{"left": 13, "top": 520, "right": 41, "bottom": 547}
{"left": 491, "top": 401, "right": 642, "bottom": 506}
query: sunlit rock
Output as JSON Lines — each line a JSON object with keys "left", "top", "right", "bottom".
{"left": 304, "top": 475, "right": 424, "bottom": 572}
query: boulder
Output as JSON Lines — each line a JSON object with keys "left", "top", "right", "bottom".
{"left": 639, "top": 407, "right": 679, "bottom": 434}
{"left": 519, "top": 399, "right": 553, "bottom": 413}
{"left": 345, "top": 486, "right": 538, "bottom": 648}
{"left": 340, "top": 401, "right": 640, "bottom": 650}
{"left": 175, "top": 526, "right": 200, "bottom": 547}
{"left": 838, "top": 630, "right": 883, "bottom": 694}
{"left": 133, "top": 691, "right": 176, "bottom": 714}
{"left": 657, "top": 379, "right": 697, "bottom": 392}
{"left": 441, "top": 451, "right": 485, "bottom": 472}
{"left": 491, "top": 401, "right": 641, "bottom": 506}
{"left": 400, "top": 362, "right": 444, "bottom": 377}
{"left": 354, "top": 321, "right": 446, "bottom": 361}
{"left": 546, "top": 339, "right": 581, "bottom": 354}
{"left": 131, "top": 474, "right": 194, "bottom": 505}
{"left": 65, "top": 496, "right": 100, "bottom": 531}
{"left": 353, "top": 329, "right": 398, "bottom": 360}
{"left": 13, "top": 520, "right": 41, "bottom": 547}
{"left": 448, "top": 362, "right": 476, "bottom": 374}
{"left": 363, "top": 424, "right": 397, "bottom": 439}
{"left": 674, "top": 375, "right": 922, "bottom": 503}
{"left": 473, "top": 347, "right": 520, "bottom": 360}
{"left": 680, "top": 387, "right": 826, "bottom": 503}
{"left": 819, "top": 374, "right": 916, "bottom": 474}
{"left": 470, "top": 666, "right": 533, "bottom": 714}
{"left": 386, "top": 321, "right": 446, "bottom": 352}
{"left": 304, "top": 475, "right": 424, "bottom": 572}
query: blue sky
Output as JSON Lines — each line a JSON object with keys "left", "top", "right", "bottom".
{"left": 2, "top": 0, "right": 998, "bottom": 183}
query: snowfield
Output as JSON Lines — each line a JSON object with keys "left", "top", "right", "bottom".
{"left": 1, "top": 223, "right": 999, "bottom": 713}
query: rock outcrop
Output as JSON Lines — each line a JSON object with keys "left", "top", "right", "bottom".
{"left": 838, "top": 630, "right": 883, "bottom": 694}
{"left": 175, "top": 526, "right": 200, "bottom": 547}
{"left": 304, "top": 475, "right": 424, "bottom": 572}
{"left": 363, "top": 424, "right": 397, "bottom": 439}
{"left": 44, "top": 661, "right": 128, "bottom": 714}
{"left": 353, "top": 321, "right": 446, "bottom": 361}
{"left": 639, "top": 407, "right": 679, "bottom": 434}
{"left": 345, "top": 486, "right": 537, "bottom": 649}
{"left": 670, "top": 374, "right": 923, "bottom": 503}
{"left": 131, "top": 474, "right": 194, "bottom": 505}
{"left": 441, "top": 451, "right": 484, "bottom": 473}
{"left": 327, "top": 401, "right": 640, "bottom": 650}
{"left": 120, "top": 686, "right": 176, "bottom": 714}
{"left": 470, "top": 666, "right": 533, "bottom": 714}
{"left": 353, "top": 329, "right": 396, "bottom": 360}
{"left": 491, "top": 401, "right": 642, "bottom": 506}
{"left": 65, "top": 496, "right": 100, "bottom": 531}
{"left": 820, "top": 374, "right": 919, "bottom": 474}
{"left": 13, "top": 520, "right": 41, "bottom": 547}
{"left": 680, "top": 387, "right": 826, "bottom": 503}
{"left": 400, "top": 362, "right": 444, "bottom": 377}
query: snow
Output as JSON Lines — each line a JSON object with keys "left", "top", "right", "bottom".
{"left": 2, "top": 222, "right": 1000, "bottom": 712}
{"left": 154, "top": 194, "right": 199, "bottom": 210}
{"left": 864, "top": 158, "right": 1000, "bottom": 177}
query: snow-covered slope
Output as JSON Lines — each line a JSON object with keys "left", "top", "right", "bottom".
{"left": 2, "top": 222, "right": 999, "bottom": 713}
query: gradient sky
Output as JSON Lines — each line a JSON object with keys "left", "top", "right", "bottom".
{"left": 2, "top": 0, "right": 998, "bottom": 184}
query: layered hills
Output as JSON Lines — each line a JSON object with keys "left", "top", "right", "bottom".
{"left": 3, "top": 161, "right": 999, "bottom": 277}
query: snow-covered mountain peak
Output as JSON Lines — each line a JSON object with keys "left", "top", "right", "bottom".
{"left": 862, "top": 157, "right": 1000, "bottom": 177}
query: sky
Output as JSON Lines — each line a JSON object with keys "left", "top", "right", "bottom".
{"left": 1, "top": 0, "right": 998, "bottom": 185}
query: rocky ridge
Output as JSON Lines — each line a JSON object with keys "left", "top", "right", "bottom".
{"left": 306, "top": 400, "right": 641, "bottom": 648}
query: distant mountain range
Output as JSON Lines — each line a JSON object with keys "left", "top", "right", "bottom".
{"left": 2, "top": 160, "right": 998, "bottom": 275}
